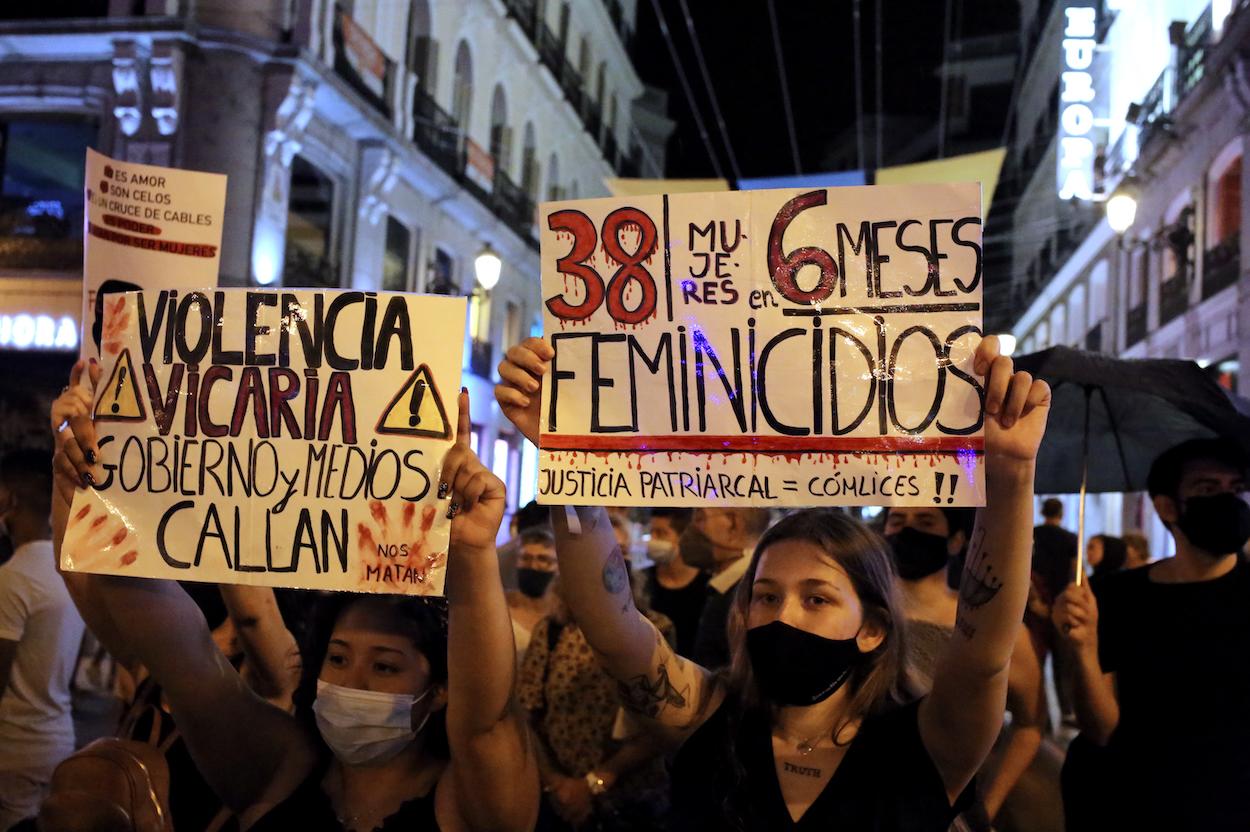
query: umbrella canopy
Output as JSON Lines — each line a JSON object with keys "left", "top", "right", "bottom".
{"left": 1013, "top": 346, "right": 1250, "bottom": 495}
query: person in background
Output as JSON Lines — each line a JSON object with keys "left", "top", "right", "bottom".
{"left": 642, "top": 508, "right": 710, "bottom": 657}
{"left": 508, "top": 529, "right": 559, "bottom": 655}
{"left": 1027, "top": 497, "right": 1078, "bottom": 726}
{"left": 1054, "top": 437, "right": 1250, "bottom": 830}
{"left": 0, "top": 449, "right": 85, "bottom": 831}
{"left": 519, "top": 578, "right": 670, "bottom": 832}
{"left": 499, "top": 500, "right": 551, "bottom": 592}
{"left": 685, "top": 507, "right": 772, "bottom": 669}
{"left": 1085, "top": 534, "right": 1127, "bottom": 581}
{"left": 884, "top": 506, "right": 1044, "bottom": 827}
{"left": 1121, "top": 531, "right": 1150, "bottom": 569}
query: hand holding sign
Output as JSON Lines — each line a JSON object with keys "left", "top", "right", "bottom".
{"left": 975, "top": 335, "right": 1051, "bottom": 468}
{"left": 439, "top": 389, "right": 507, "bottom": 553}
{"left": 495, "top": 337, "right": 552, "bottom": 447}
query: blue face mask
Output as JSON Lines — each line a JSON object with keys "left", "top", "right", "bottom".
{"left": 313, "top": 680, "right": 433, "bottom": 766}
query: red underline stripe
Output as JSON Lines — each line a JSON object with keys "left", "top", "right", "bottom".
{"left": 540, "top": 435, "right": 984, "bottom": 453}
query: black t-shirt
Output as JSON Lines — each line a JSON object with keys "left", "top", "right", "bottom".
{"left": 1032, "top": 524, "right": 1077, "bottom": 600}
{"left": 248, "top": 757, "right": 439, "bottom": 831}
{"left": 670, "top": 697, "right": 971, "bottom": 831}
{"left": 644, "top": 566, "right": 710, "bottom": 656}
{"left": 1094, "top": 557, "right": 1250, "bottom": 829}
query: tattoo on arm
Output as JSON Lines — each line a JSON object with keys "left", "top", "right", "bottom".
{"left": 617, "top": 662, "right": 690, "bottom": 719}
{"left": 955, "top": 529, "right": 1001, "bottom": 639}
{"left": 602, "top": 545, "right": 630, "bottom": 595}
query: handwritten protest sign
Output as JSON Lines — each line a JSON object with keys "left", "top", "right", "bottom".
{"left": 537, "top": 184, "right": 985, "bottom": 507}
{"left": 81, "top": 148, "right": 226, "bottom": 363}
{"left": 62, "top": 288, "right": 467, "bottom": 595}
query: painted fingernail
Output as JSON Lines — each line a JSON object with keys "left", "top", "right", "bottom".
{"left": 461, "top": 386, "right": 468, "bottom": 394}
{"left": 82, "top": 472, "right": 94, "bottom": 487}
{"left": 85, "top": 450, "right": 97, "bottom": 464}
{"left": 437, "top": 481, "right": 449, "bottom": 499}
{"left": 447, "top": 502, "right": 460, "bottom": 519}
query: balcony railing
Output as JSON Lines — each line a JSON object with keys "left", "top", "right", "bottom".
{"left": 493, "top": 170, "right": 536, "bottom": 241}
{"left": 1179, "top": 5, "right": 1213, "bottom": 99}
{"left": 412, "top": 88, "right": 464, "bottom": 178}
{"left": 1203, "top": 235, "right": 1241, "bottom": 298}
{"left": 333, "top": 5, "right": 395, "bottom": 117}
{"left": 1158, "top": 273, "right": 1189, "bottom": 325}
{"left": 1126, "top": 303, "right": 1148, "bottom": 346}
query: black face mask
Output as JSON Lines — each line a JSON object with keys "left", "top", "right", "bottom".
{"left": 746, "top": 620, "right": 865, "bottom": 706}
{"left": 1176, "top": 493, "right": 1250, "bottom": 557}
{"left": 678, "top": 524, "right": 718, "bottom": 571}
{"left": 516, "top": 568, "right": 556, "bottom": 599}
{"left": 886, "top": 527, "right": 950, "bottom": 580}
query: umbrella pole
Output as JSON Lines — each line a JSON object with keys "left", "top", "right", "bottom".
{"left": 1075, "top": 386, "right": 1092, "bottom": 587}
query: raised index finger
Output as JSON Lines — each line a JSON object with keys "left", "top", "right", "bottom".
{"left": 455, "top": 388, "right": 471, "bottom": 447}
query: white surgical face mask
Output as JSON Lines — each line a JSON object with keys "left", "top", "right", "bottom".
{"left": 313, "top": 679, "right": 432, "bottom": 766}
{"left": 647, "top": 538, "right": 677, "bottom": 564}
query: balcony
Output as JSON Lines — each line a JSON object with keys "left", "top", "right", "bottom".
{"left": 1178, "top": 5, "right": 1213, "bottom": 99}
{"left": 412, "top": 88, "right": 464, "bottom": 180}
{"left": 1135, "top": 66, "right": 1174, "bottom": 151}
{"left": 469, "top": 338, "right": 494, "bottom": 379}
{"left": 1126, "top": 303, "right": 1148, "bottom": 346}
{"left": 1203, "top": 235, "right": 1240, "bottom": 299}
{"left": 492, "top": 170, "right": 536, "bottom": 242}
{"left": 1158, "top": 273, "right": 1189, "bottom": 325}
{"left": 333, "top": 5, "right": 395, "bottom": 118}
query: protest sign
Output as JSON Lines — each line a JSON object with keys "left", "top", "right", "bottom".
{"left": 537, "top": 184, "right": 986, "bottom": 507}
{"left": 62, "top": 288, "right": 467, "bottom": 595}
{"left": 81, "top": 148, "right": 226, "bottom": 363}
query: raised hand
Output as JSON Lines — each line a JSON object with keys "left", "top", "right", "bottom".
{"left": 439, "top": 389, "right": 506, "bottom": 553}
{"left": 973, "top": 335, "right": 1050, "bottom": 467}
{"left": 494, "top": 337, "right": 552, "bottom": 447}
{"left": 1053, "top": 581, "right": 1100, "bottom": 655}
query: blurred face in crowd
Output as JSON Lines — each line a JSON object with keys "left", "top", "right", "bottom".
{"left": 747, "top": 540, "right": 884, "bottom": 653}
{"left": 516, "top": 541, "right": 558, "bottom": 575}
{"left": 650, "top": 516, "right": 680, "bottom": 547}
{"left": 1086, "top": 536, "right": 1104, "bottom": 568}
{"left": 882, "top": 507, "right": 961, "bottom": 554}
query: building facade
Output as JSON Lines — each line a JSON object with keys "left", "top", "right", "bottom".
{"left": 0, "top": 0, "right": 671, "bottom": 511}
{"left": 999, "top": 0, "right": 1249, "bottom": 556}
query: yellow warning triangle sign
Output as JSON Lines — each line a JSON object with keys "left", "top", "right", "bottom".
{"left": 376, "top": 364, "right": 451, "bottom": 440}
{"left": 94, "top": 348, "right": 146, "bottom": 422}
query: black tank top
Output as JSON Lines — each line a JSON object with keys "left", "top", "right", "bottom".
{"left": 246, "top": 760, "right": 439, "bottom": 832}
{"left": 669, "top": 697, "right": 972, "bottom": 831}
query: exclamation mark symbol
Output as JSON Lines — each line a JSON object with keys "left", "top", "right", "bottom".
{"left": 947, "top": 474, "right": 958, "bottom": 504}
{"left": 408, "top": 379, "right": 426, "bottom": 427}
{"left": 111, "top": 366, "right": 126, "bottom": 414}
{"left": 933, "top": 472, "right": 945, "bottom": 504}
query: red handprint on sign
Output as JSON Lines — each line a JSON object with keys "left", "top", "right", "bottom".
{"left": 355, "top": 500, "right": 446, "bottom": 594}
{"left": 101, "top": 295, "right": 131, "bottom": 357}
{"left": 62, "top": 499, "right": 139, "bottom": 572}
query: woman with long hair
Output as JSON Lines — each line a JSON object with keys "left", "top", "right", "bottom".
{"left": 495, "top": 335, "right": 1048, "bottom": 830}
{"left": 50, "top": 362, "right": 537, "bottom": 832}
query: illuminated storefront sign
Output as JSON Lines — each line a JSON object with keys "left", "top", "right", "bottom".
{"left": 1057, "top": 5, "right": 1099, "bottom": 200}
{"left": 0, "top": 313, "right": 78, "bottom": 350}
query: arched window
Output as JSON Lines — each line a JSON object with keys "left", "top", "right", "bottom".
{"left": 546, "top": 152, "right": 561, "bottom": 201}
{"left": 489, "top": 83, "right": 510, "bottom": 173}
{"left": 1207, "top": 141, "right": 1242, "bottom": 248}
{"left": 451, "top": 41, "right": 473, "bottom": 134}
{"left": 407, "top": 0, "right": 436, "bottom": 93}
{"left": 520, "top": 122, "right": 539, "bottom": 202}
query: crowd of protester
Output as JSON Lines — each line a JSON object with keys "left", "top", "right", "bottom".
{"left": 0, "top": 334, "right": 1245, "bottom": 831}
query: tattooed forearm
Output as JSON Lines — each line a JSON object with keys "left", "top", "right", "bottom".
{"left": 602, "top": 544, "right": 630, "bottom": 595}
{"left": 617, "top": 662, "right": 689, "bottom": 718}
{"left": 955, "top": 529, "right": 1001, "bottom": 639}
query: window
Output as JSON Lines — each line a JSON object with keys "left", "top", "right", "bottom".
{"left": 546, "top": 153, "right": 561, "bottom": 201}
{"left": 520, "top": 123, "right": 539, "bottom": 201}
{"left": 1129, "top": 243, "right": 1148, "bottom": 308}
{"left": 407, "top": 0, "right": 436, "bottom": 92}
{"left": 427, "top": 246, "right": 457, "bottom": 294}
{"left": 468, "top": 288, "right": 491, "bottom": 341}
{"left": 489, "top": 84, "right": 510, "bottom": 173}
{"left": 0, "top": 117, "right": 96, "bottom": 271}
{"left": 503, "top": 300, "right": 523, "bottom": 349}
{"left": 452, "top": 41, "right": 473, "bottom": 135}
{"left": 577, "top": 37, "right": 590, "bottom": 80}
{"left": 382, "top": 216, "right": 413, "bottom": 291}
{"left": 283, "top": 156, "right": 337, "bottom": 287}
{"left": 1212, "top": 156, "right": 1241, "bottom": 246}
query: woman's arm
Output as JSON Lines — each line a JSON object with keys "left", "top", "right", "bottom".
{"left": 982, "top": 625, "right": 1044, "bottom": 819}
{"left": 495, "top": 338, "right": 718, "bottom": 736}
{"left": 441, "top": 391, "right": 539, "bottom": 831}
{"left": 920, "top": 336, "right": 1050, "bottom": 800}
{"left": 50, "top": 385, "right": 315, "bottom": 814}
{"left": 218, "top": 584, "right": 301, "bottom": 703}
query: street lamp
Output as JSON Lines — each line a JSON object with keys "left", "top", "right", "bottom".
{"left": 474, "top": 243, "right": 502, "bottom": 292}
{"left": 1105, "top": 177, "right": 1139, "bottom": 234}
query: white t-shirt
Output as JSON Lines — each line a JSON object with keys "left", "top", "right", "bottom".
{"left": 0, "top": 539, "right": 85, "bottom": 774}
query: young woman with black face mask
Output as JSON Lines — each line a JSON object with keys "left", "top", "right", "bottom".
{"left": 883, "top": 507, "right": 1044, "bottom": 827}
{"left": 495, "top": 335, "right": 1050, "bottom": 830}
{"left": 51, "top": 367, "right": 538, "bottom": 832}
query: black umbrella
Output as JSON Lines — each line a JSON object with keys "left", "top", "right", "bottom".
{"left": 1013, "top": 346, "right": 1250, "bottom": 582}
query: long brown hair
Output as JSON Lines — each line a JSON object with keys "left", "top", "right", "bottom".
{"left": 723, "top": 508, "right": 915, "bottom": 740}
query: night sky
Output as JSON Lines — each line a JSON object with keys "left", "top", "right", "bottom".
{"left": 633, "top": 0, "right": 1020, "bottom": 180}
